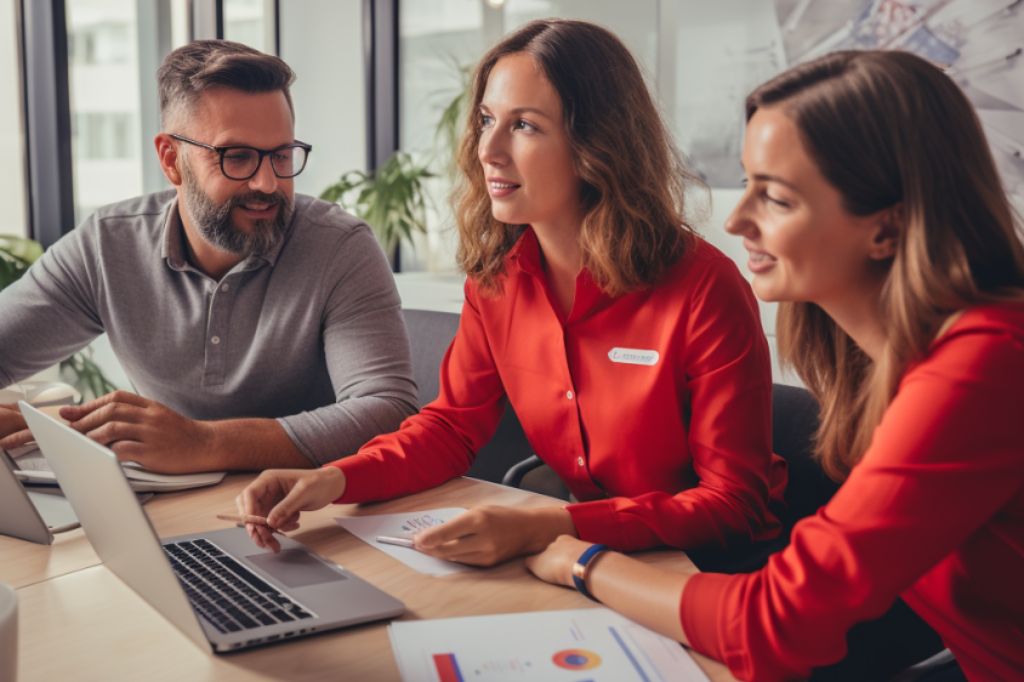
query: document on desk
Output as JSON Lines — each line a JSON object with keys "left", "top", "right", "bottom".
{"left": 388, "top": 607, "right": 708, "bottom": 681}
{"left": 334, "top": 508, "right": 471, "bottom": 576}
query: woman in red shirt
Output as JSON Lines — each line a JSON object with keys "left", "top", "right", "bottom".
{"left": 526, "top": 50, "right": 1024, "bottom": 680}
{"left": 237, "top": 19, "right": 784, "bottom": 565}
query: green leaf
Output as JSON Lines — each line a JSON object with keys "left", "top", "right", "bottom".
{"left": 318, "top": 151, "right": 434, "bottom": 257}
{"left": 0, "top": 237, "right": 42, "bottom": 291}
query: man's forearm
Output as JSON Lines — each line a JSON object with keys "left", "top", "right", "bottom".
{"left": 205, "top": 418, "right": 314, "bottom": 471}
{"left": 278, "top": 395, "right": 416, "bottom": 466}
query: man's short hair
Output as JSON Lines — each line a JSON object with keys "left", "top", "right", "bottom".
{"left": 157, "top": 40, "right": 295, "bottom": 129}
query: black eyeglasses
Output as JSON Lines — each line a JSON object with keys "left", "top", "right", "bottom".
{"left": 169, "top": 133, "right": 312, "bottom": 180}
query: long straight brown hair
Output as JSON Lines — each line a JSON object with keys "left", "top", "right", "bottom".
{"left": 454, "top": 19, "right": 702, "bottom": 295}
{"left": 748, "top": 50, "right": 1024, "bottom": 480}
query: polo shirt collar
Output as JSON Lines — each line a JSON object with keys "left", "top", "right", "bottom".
{"left": 160, "top": 199, "right": 190, "bottom": 271}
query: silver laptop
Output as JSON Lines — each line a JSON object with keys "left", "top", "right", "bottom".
{"left": 20, "top": 402, "right": 405, "bottom": 653}
{"left": 0, "top": 449, "right": 79, "bottom": 544}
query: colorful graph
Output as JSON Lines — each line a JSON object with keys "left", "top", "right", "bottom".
{"left": 433, "top": 652, "right": 464, "bottom": 682}
{"left": 552, "top": 648, "right": 602, "bottom": 671}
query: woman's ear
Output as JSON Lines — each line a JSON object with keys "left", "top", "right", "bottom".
{"left": 868, "top": 204, "right": 903, "bottom": 261}
{"left": 154, "top": 133, "right": 183, "bottom": 186}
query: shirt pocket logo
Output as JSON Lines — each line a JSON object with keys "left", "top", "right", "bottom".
{"left": 607, "top": 347, "right": 660, "bottom": 366}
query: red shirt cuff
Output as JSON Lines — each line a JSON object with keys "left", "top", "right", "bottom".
{"left": 680, "top": 571, "right": 737, "bottom": 663}
{"left": 566, "top": 499, "right": 625, "bottom": 546}
{"left": 324, "top": 454, "right": 384, "bottom": 503}
{"left": 567, "top": 499, "right": 661, "bottom": 550}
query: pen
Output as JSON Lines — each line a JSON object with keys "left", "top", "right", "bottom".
{"left": 375, "top": 534, "right": 415, "bottom": 548}
{"left": 216, "top": 513, "right": 285, "bottom": 534}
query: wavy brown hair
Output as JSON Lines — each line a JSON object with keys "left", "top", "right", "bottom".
{"left": 454, "top": 19, "right": 702, "bottom": 295}
{"left": 749, "top": 50, "right": 1024, "bottom": 480}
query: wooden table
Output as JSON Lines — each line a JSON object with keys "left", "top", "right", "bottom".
{"left": 11, "top": 475, "right": 735, "bottom": 681}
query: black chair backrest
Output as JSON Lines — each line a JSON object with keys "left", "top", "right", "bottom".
{"left": 402, "top": 308, "right": 459, "bottom": 408}
{"left": 690, "top": 383, "right": 836, "bottom": 573}
{"left": 771, "top": 383, "right": 839, "bottom": 527}
{"left": 401, "top": 308, "right": 534, "bottom": 483}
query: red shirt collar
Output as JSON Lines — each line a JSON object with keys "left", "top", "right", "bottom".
{"left": 506, "top": 226, "right": 610, "bottom": 323}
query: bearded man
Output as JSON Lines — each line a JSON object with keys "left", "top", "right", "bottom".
{"left": 0, "top": 40, "right": 417, "bottom": 472}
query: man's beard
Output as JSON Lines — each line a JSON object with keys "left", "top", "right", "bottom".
{"left": 181, "top": 160, "right": 292, "bottom": 257}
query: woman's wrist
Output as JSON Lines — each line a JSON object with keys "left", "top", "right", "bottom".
{"left": 526, "top": 506, "right": 578, "bottom": 553}
{"left": 318, "top": 465, "right": 347, "bottom": 501}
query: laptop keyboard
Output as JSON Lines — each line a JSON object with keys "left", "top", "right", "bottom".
{"left": 163, "top": 538, "right": 314, "bottom": 634}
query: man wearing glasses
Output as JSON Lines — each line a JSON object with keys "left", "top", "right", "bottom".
{"left": 0, "top": 40, "right": 418, "bottom": 473}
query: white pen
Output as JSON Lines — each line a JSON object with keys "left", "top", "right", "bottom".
{"left": 375, "top": 534, "right": 415, "bottom": 548}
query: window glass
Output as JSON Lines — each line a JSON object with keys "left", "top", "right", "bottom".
{"left": 170, "top": 1, "right": 189, "bottom": 47}
{"left": 224, "top": 0, "right": 272, "bottom": 53}
{"left": 279, "top": 0, "right": 365, "bottom": 201}
{"left": 66, "top": 0, "right": 143, "bottom": 222}
{"left": 0, "top": 0, "right": 28, "bottom": 237}
{"left": 398, "top": 0, "right": 657, "bottom": 271}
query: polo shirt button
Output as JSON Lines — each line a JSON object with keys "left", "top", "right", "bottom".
{"left": 221, "top": 283, "right": 230, "bottom": 292}
{"left": 211, "top": 336, "right": 221, "bottom": 345}
{"left": 566, "top": 390, "right": 574, "bottom": 400}
{"left": 577, "top": 456, "right": 585, "bottom": 467}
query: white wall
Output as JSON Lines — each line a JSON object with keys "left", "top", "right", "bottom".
{"left": 0, "top": 0, "right": 27, "bottom": 237}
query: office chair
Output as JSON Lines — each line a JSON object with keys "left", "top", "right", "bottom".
{"left": 401, "top": 309, "right": 534, "bottom": 484}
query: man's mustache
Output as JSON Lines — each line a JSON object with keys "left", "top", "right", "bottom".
{"left": 230, "top": 191, "right": 285, "bottom": 209}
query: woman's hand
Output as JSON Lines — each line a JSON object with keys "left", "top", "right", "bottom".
{"left": 524, "top": 534, "right": 591, "bottom": 587}
{"left": 236, "top": 467, "right": 346, "bottom": 552}
{"left": 414, "top": 505, "right": 576, "bottom": 566}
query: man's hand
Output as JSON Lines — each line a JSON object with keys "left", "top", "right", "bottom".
{"left": 59, "top": 390, "right": 216, "bottom": 473}
{"left": 0, "top": 403, "right": 30, "bottom": 450}
{"left": 236, "top": 467, "right": 347, "bottom": 553}
{"left": 413, "top": 505, "right": 577, "bottom": 567}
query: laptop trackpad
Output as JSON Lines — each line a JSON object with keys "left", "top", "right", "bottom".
{"left": 246, "top": 549, "right": 347, "bottom": 588}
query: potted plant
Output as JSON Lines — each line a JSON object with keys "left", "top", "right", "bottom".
{"left": 0, "top": 235, "right": 117, "bottom": 399}
{"left": 319, "top": 152, "right": 434, "bottom": 270}
{"left": 320, "top": 62, "right": 473, "bottom": 271}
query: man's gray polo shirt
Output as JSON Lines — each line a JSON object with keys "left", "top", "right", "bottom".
{"left": 0, "top": 190, "right": 418, "bottom": 465}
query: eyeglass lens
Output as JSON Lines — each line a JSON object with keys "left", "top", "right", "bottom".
{"left": 222, "top": 146, "right": 308, "bottom": 180}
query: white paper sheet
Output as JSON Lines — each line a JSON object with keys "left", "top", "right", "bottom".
{"left": 388, "top": 608, "right": 709, "bottom": 682}
{"left": 334, "top": 508, "right": 470, "bottom": 576}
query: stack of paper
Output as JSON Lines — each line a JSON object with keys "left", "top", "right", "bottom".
{"left": 10, "top": 447, "right": 225, "bottom": 492}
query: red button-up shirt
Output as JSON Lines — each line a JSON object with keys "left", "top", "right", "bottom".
{"left": 681, "top": 303, "right": 1024, "bottom": 681}
{"left": 330, "top": 229, "right": 785, "bottom": 551}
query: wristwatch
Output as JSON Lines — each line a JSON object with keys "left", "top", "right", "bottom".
{"left": 571, "top": 543, "right": 608, "bottom": 602}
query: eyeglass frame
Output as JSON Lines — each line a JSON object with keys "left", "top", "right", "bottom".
{"left": 168, "top": 133, "right": 313, "bottom": 180}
